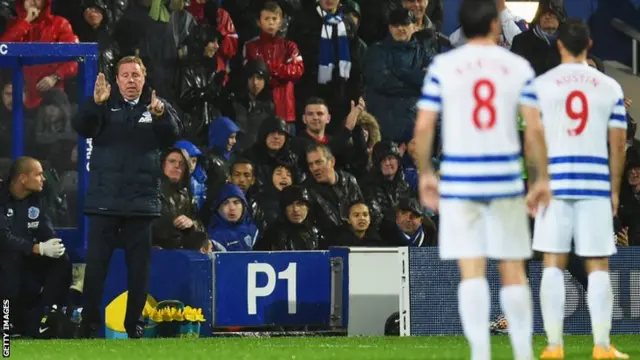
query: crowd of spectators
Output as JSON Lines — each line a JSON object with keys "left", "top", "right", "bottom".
{"left": 1, "top": 0, "right": 639, "bottom": 257}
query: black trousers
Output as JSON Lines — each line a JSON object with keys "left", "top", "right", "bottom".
{"left": 0, "top": 251, "right": 71, "bottom": 332}
{"left": 82, "top": 215, "right": 153, "bottom": 334}
{"left": 0, "top": 251, "right": 71, "bottom": 305}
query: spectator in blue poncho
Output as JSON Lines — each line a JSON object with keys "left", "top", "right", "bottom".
{"left": 207, "top": 183, "right": 259, "bottom": 251}
{"left": 200, "top": 116, "right": 240, "bottom": 226}
{"left": 174, "top": 140, "right": 207, "bottom": 210}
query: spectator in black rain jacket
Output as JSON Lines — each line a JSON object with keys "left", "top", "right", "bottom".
{"left": 255, "top": 185, "right": 322, "bottom": 250}
{"left": 244, "top": 116, "right": 302, "bottom": 192}
{"left": 362, "top": 141, "right": 413, "bottom": 229}
{"left": 72, "top": 57, "right": 181, "bottom": 339}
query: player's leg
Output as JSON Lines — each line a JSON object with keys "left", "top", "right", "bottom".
{"left": 487, "top": 197, "right": 533, "bottom": 360}
{"left": 532, "top": 199, "right": 574, "bottom": 358}
{"left": 574, "top": 200, "right": 628, "bottom": 359}
{"left": 439, "top": 200, "right": 491, "bottom": 360}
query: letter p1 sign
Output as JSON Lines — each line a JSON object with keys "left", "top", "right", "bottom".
{"left": 247, "top": 262, "right": 297, "bottom": 316}
{"left": 247, "top": 263, "right": 277, "bottom": 315}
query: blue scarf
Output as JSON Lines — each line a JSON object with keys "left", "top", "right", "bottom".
{"left": 317, "top": 6, "right": 351, "bottom": 84}
{"left": 533, "top": 25, "right": 558, "bottom": 46}
{"left": 398, "top": 225, "right": 425, "bottom": 247}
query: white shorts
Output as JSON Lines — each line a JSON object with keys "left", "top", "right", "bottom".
{"left": 532, "top": 198, "right": 616, "bottom": 257}
{"left": 439, "top": 197, "right": 532, "bottom": 260}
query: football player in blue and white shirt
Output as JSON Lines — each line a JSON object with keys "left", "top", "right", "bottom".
{"left": 413, "top": 1, "right": 551, "bottom": 359}
{"left": 531, "top": 19, "right": 629, "bottom": 360}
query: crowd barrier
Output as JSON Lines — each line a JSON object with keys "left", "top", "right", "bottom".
{"left": 102, "top": 247, "right": 639, "bottom": 338}
{"left": 400, "top": 247, "right": 640, "bottom": 336}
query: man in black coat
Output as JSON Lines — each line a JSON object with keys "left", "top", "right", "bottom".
{"left": 511, "top": 0, "right": 567, "bottom": 75}
{"left": 72, "top": 56, "right": 182, "bottom": 339}
{"left": 304, "top": 143, "right": 364, "bottom": 235}
{"left": 0, "top": 157, "right": 70, "bottom": 336}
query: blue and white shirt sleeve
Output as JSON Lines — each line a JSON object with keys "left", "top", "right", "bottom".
{"left": 518, "top": 67, "right": 539, "bottom": 109}
{"left": 609, "top": 85, "right": 627, "bottom": 130}
{"left": 417, "top": 61, "right": 442, "bottom": 113}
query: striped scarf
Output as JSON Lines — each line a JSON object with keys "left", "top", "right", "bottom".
{"left": 317, "top": 6, "right": 351, "bottom": 84}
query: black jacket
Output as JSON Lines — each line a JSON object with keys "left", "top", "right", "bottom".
{"left": 72, "top": 84, "right": 182, "bottom": 216}
{"left": 304, "top": 170, "right": 363, "bottom": 234}
{"left": 0, "top": 181, "right": 56, "bottom": 256}
{"left": 511, "top": 29, "right": 561, "bottom": 76}
{"left": 256, "top": 220, "right": 323, "bottom": 251}
{"left": 244, "top": 117, "right": 303, "bottom": 191}
{"left": 324, "top": 225, "right": 383, "bottom": 248}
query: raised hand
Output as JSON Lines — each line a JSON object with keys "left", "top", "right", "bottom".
{"left": 345, "top": 97, "right": 365, "bottom": 130}
{"left": 93, "top": 73, "right": 111, "bottom": 104}
{"left": 25, "top": 7, "right": 40, "bottom": 22}
{"left": 148, "top": 90, "right": 165, "bottom": 118}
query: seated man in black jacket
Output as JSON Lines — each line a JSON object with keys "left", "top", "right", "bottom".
{"left": 0, "top": 157, "right": 70, "bottom": 336}
{"left": 304, "top": 144, "right": 364, "bottom": 235}
{"left": 379, "top": 197, "right": 436, "bottom": 247}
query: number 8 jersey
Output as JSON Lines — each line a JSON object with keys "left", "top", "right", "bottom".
{"left": 418, "top": 45, "right": 538, "bottom": 200}
{"left": 532, "top": 63, "right": 627, "bottom": 199}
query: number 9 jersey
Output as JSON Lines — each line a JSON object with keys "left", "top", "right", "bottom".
{"left": 532, "top": 63, "right": 627, "bottom": 199}
{"left": 418, "top": 45, "right": 538, "bottom": 200}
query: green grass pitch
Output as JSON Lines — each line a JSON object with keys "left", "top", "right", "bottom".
{"left": 7, "top": 335, "right": 638, "bottom": 359}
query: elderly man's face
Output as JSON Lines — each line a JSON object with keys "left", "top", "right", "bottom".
{"left": 163, "top": 152, "right": 186, "bottom": 183}
{"left": 540, "top": 12, "right": 559, "bottom": 34}
{"left": 396, "top": 209, "right": 422, "bottom": 235}
{"left": 116, "top": 62, "right": 145, "bottom": 101}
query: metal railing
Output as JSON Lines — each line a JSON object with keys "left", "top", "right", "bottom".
{"left": 612, "top": 18, "right": 640, "bottom": 75}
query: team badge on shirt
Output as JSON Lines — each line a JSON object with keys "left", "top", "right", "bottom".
{"left": 28, "top": 206, "right": 40, "bottom": 219}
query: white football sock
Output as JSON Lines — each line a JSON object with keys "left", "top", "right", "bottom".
{"left": 501, "top": 284, "right": 534, "bottom": 360}
{"left": 458, "top": 278, "right": 491, "bottom": 360}
{"left": 540, "top": 267, "right": 565, "bottom": 347}
{"left": 587, "top": 271, "right": 613, "bottom": 347}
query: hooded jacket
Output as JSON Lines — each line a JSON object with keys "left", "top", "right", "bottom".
{"left": 243, "top": 116, "right": 302, "bottom": 192}
{"left": 33, "top": 89, "right": 76, "bottom": 172}
{"left": 511, "top": 0, "right": 567, "bottom": 75}
{"left": 0, "top": 0, "right": 79, "bottom": 109}
{"left": 227, "top": 59, "right": 275, "bottom": 153}
{"left": 174, "top": 140, "right": 207, "bottom": 209}
{"left": 200, "top": 116, "right": 240, "bottom": 224}
{"left": 185, "top": 1, "right": 238, "bottom": 61}
{"left": 362, "top": 141, "right": 413, "bottom": 229}
{"left": 152, "top": 148, "right": 203, "bottom": 249}
{"left": 254, "top": 186, "right": 322, "bottom": 251}
{"left": 76, "top": 0, "right": 120, "bottom": 82}
{"left": 207, "top": 183, "right": 259, "bottom": 251}
{"left": 243, "top": 30, "right": 304, "bottom": 122}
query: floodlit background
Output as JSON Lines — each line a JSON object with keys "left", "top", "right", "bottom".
{"left": 506, "top": 1, "right": 540, "bottom": 22}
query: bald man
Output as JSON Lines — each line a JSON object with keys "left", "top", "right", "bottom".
{"left": 0, "top": 157, "right": 71, "bottom": 337}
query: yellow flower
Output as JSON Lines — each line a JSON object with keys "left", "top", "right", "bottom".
{"left": 151, "top": 309, "right": 163, "bottom": 323}
{"left": 161, "top": 308, "right": 173, "bottom": 322}
{"left": 174, "top": 309, "right": 184, "bottom": 322}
